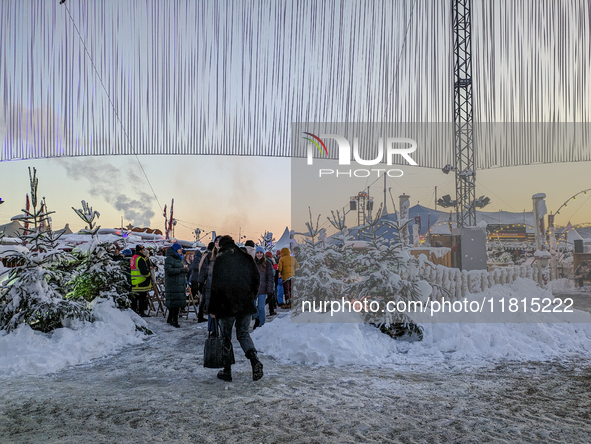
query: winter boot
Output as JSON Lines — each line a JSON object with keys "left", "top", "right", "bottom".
{"left": 246, "top": 350, "right": 263, "bottom": 381}
{"left": 217, "top": 366, "right": 232, "bottom": 382}
{"left": 171, "top": 309, "right": 181, "bottom": 328}
{"left": 253, "top": 318, "right": 260, "bottom": 331}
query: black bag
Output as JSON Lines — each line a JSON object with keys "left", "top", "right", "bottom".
{"left": 203, "top": 326, "right": 235, "bottom": 369}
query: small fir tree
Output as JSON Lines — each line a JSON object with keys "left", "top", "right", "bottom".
{"left": 0, "top": 168, "right": 91, "bottom": 333}
{"left": 294, "top": 206, "right": 426, "bottom": 340}
{"left": 66, "top": 201, "right": 131, "bottom": 308}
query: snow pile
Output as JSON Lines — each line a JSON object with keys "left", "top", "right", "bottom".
{"left": 549, "top": 278, "right": 576, "bottom": 292}
{"left": 0, "top": 298, "right": 146, "bottom": 377}
{"left": 253, "top": 280, "right": 591, "bottom": 368}
{"left": 253, "top": 312, "right": 396, "bottom": 366}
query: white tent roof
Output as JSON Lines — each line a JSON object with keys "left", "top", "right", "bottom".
{"left": 0, "top": 220, "right": 22, "bottom": 237}
{"left": 429, "top": 214, "right": 452, "bottom": 234}
{"left": 273, "top": 227, "right": 292, "bottom": 251}
{"left": 567, "top": 227, "right": 583, "bottom": 242}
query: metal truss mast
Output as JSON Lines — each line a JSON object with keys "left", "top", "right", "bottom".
{"left": 452, "top": 0, "right": 476, "bottom": 227}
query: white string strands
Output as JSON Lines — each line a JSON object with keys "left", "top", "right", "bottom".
{"left": 0, "top": 0, "right": 589, "bottom": 167}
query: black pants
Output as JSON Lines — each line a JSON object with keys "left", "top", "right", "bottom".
{"left": 267, "top": 293, "right": 277, "bottom": 312}
{"left": 132, "top": 291, "right": 149, "bottom": 313}
{"left": 197, "top": 292, "right": 207, "bottom": 321}
{"left": 167, "top": 307, "right": 180, "bottom": 324}
{"left": 191, "top": 285, "right": 205, "bottom": 321}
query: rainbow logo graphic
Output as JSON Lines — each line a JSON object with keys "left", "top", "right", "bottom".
{"left": 302, "top": 132, "right": 328, "bottom": 156}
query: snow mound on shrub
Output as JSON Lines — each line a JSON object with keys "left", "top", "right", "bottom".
{"left": 253, "top": 281, "right": 591, "bottom": 368}
{"left": 0, "top": 298, "right": 146, "bottom": 377}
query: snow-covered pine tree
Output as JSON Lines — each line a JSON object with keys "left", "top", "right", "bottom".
{"left": 65, "top": 201, "right": 131, "bottom": 308}
{"left": 352, "top": 217, "right": 424, "bottom": 339}
{"left": 294, "top": 204, "right": 426, "bottom": 340}
{"left": 293, "top": 208, "right": 355, "bottom": 312}
{"left": 0, "top": 168, "right": 90, "bottom": 333}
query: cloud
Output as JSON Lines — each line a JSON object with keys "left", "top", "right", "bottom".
{"left": 60, "top": 158, "right": 155, "bottom": 227}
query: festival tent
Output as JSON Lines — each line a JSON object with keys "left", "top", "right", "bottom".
{"left": 0, "top": 220, "right": 22, "bottom": 237}
{"left": 273, "top": 227, "right": 292, "bottom": 251}
{"left": 54, "top": 224, "right": 73, "bottom": 236}
{"left": 566, "top": 226, "right": 583, "bottom": 242}
{"left": 0, "top": 220, "right": 73, "bottom": 239}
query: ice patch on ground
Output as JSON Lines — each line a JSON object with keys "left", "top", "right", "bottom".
{"left": 253, "top": 280, "right": 591, "bottom": 368}
{"left": 0, "top": 298, "right": 146, "bottom": 377}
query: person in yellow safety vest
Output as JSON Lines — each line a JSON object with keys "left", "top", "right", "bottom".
{"left": 130, "top": 244, "right": 152, "bottom": 317}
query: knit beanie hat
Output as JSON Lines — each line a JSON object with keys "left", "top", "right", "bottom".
{"left": 255, "top": 246, "right": 265, "bottom": 254}
{"left": 171, "top": 243, "right": 183, "bottom": 252}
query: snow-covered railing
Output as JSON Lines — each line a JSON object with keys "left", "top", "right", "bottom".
{"left": 415, "top": 261, "right": 539, "bottom": 301}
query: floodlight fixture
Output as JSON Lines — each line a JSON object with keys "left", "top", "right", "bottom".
{"left": 437, "top": 194, "right": 457, "bottom": 208}
{"left": 442, "top": 164, "right": 454, "bottom": 174}
{"left": 473, "top": 195, "right": 491, "bottom": 208}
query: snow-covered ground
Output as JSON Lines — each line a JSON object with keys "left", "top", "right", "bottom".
{"left": 2, "top": 280, "right": 591, "bottom": 377}
{"left": 1, "top": 314, "right": 591, "bottom": 443}
{"left": 0, "top": 299, "right": 147, "bottom": 377}
{"left": 1, "top": 282, "right": 591, "bottom": 442}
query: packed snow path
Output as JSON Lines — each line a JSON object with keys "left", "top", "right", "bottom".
{"left": 1, "top": 315, "right": 591, "bottom": 443}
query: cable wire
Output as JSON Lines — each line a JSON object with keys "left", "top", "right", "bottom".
{"left": 62, "top": 3, "right": 162, "bottom": 213}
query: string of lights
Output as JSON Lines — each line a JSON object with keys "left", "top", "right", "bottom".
{"left": 553, "top": 188, "right": 591, "bottom": 220}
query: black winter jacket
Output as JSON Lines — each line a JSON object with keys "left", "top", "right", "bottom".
{"left": 209, "top": 243, "right": 260, "bottom": 318}
{"left": 196, "top": 251, "right": 216, "bottom": 313}
{"left": 189, "top": 250, "right": 203, "bottom": 285}
{"left": 164, "top": 247, "right": 187, "bottom": 308}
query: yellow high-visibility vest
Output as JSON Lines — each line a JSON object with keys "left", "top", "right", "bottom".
{"left": 130, "top": 255, "right": 152, "bottom": 291}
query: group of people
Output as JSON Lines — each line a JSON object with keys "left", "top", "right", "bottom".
{"left": 112, "top": 236, "right": 299, "bottom": 381}
{"left": 163, "top": 236, "right": 299, "bottom": 382}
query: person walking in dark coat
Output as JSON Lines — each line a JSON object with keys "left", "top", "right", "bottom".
{"left": 197, "top": 237, "right": 221, "bottom": 330}
{"left": 165, "top": 243, "right": 188, "bottom": 327}
{"left": 194, "top": 243, "right": 212, "bottom": 323}
{"left": 209, "top": 236, "right": 263, "bottom": 382}
{"left": 253, "top": 246, "right": 274, "bottom": 329}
